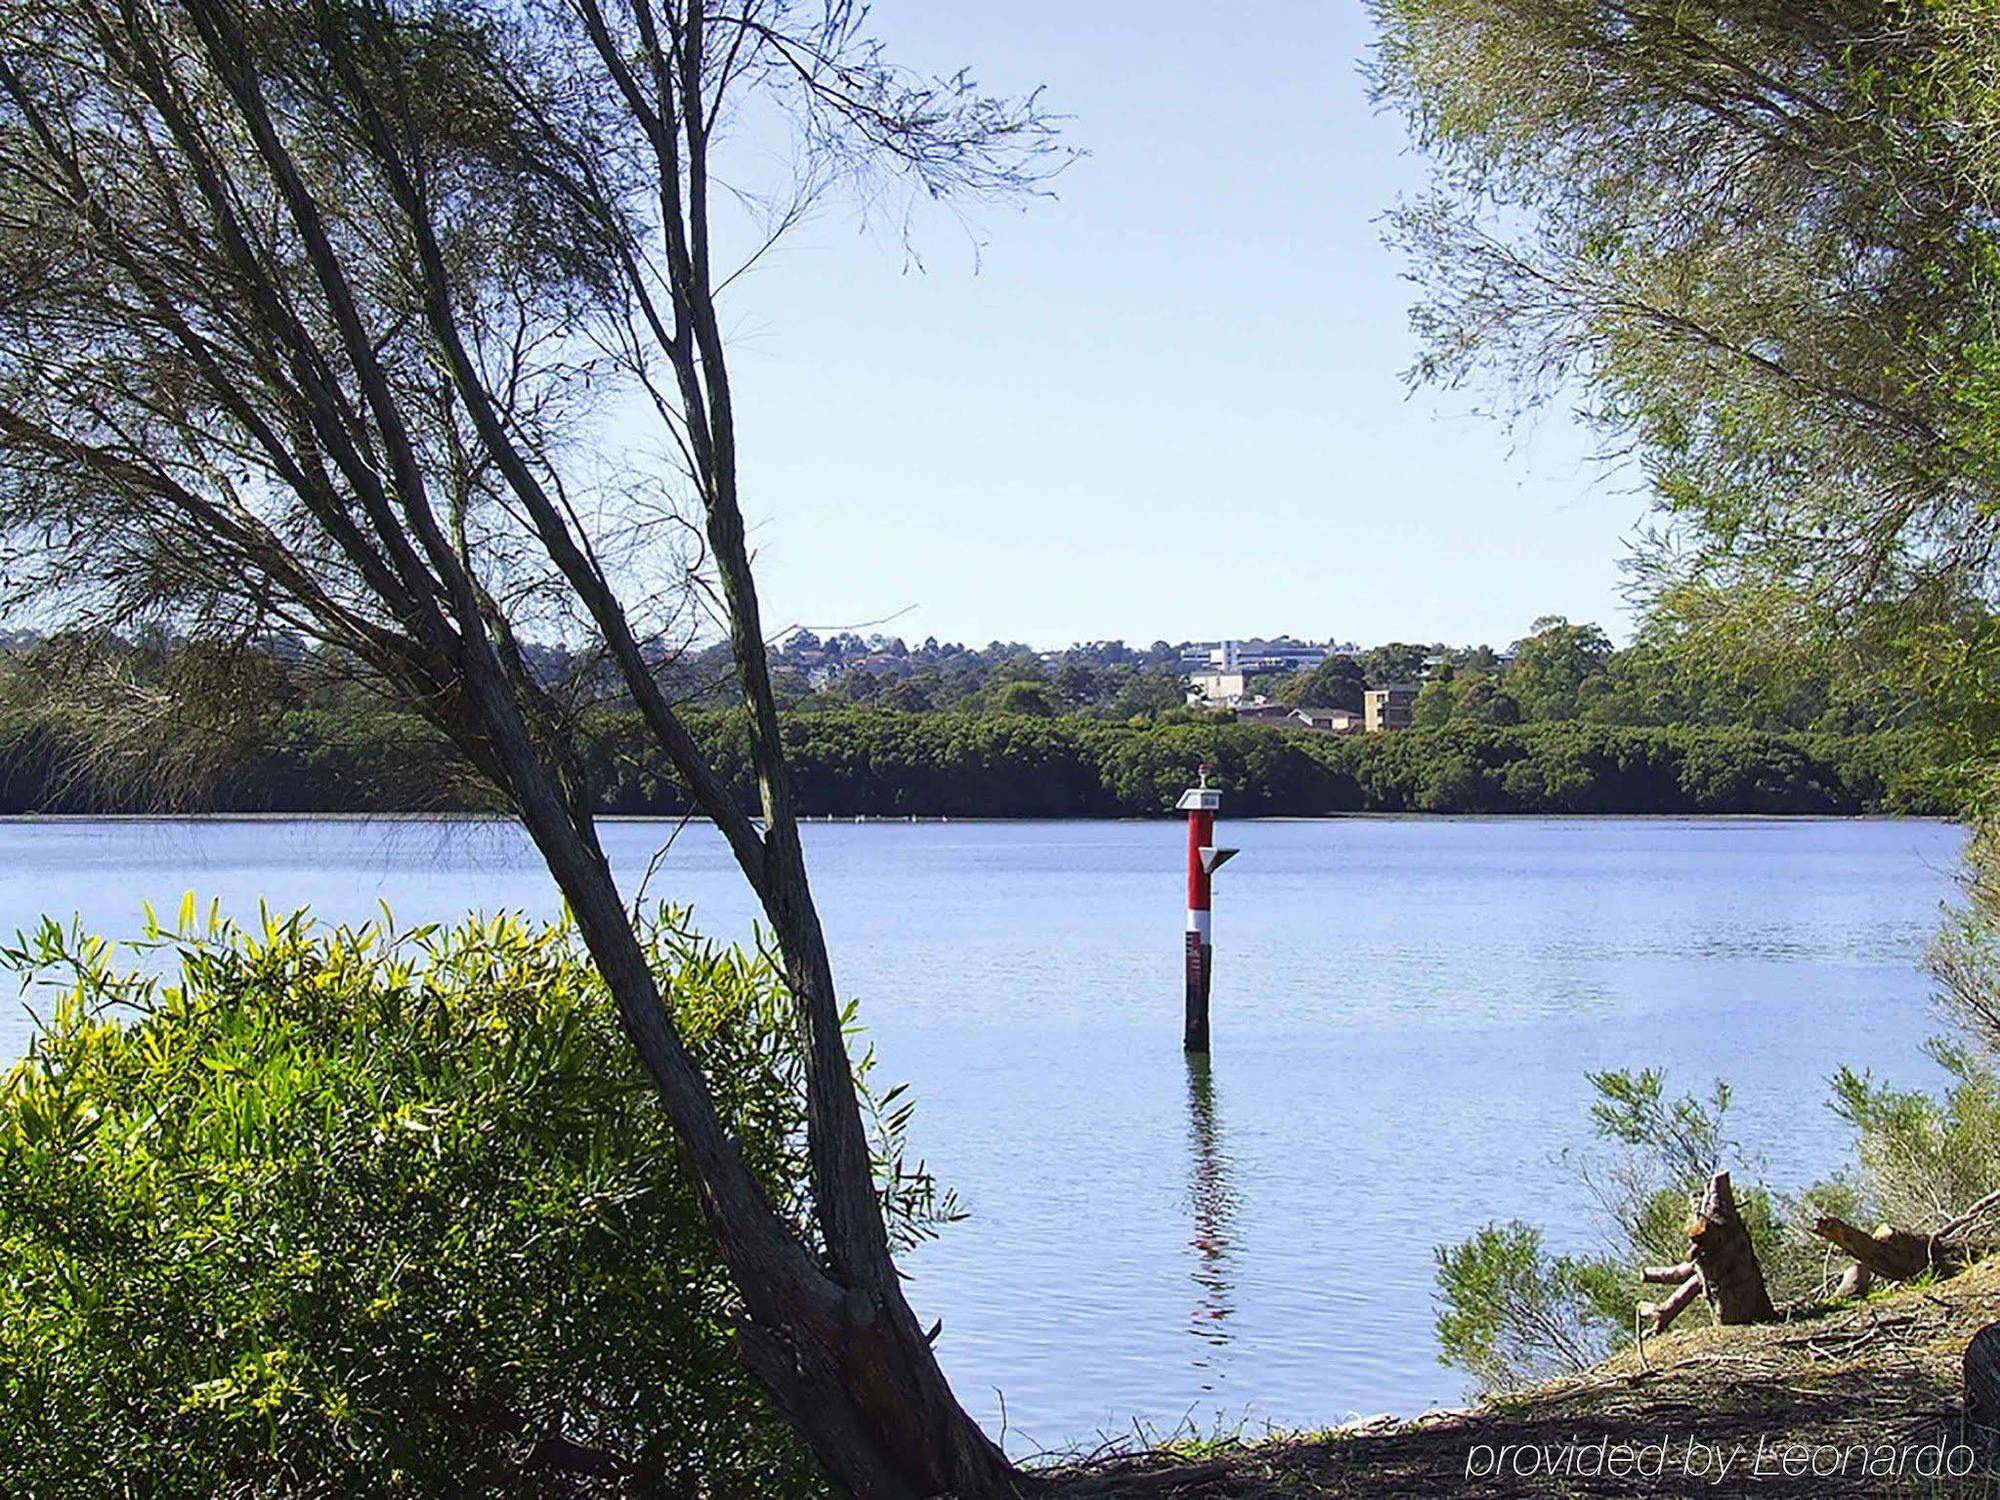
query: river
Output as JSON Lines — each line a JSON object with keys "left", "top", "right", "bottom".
{"left": 0, "top": 815, "right": 1964, "bottom": 1454}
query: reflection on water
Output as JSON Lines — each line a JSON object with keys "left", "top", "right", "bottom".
{"left": 1184, "top": 1053, "right": 1237, "bottom": 1379}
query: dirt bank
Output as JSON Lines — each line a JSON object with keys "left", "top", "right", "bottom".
{"left": 1050, "top": 1259, "right": 2000, "bottom": 1497}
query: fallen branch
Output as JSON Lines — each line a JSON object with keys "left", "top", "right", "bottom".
{"left": 1940, "top": 1188, "right": 2000, "bottom": 1243}
{"left": 1813, "top": 1215, "right": 1960, "bottom": 1282}
{"left": 1834, "top": 1261, "right": 1874, "bottom": 1301}
{"left": 1641, "top": 1261, "right": 1697, "bottom": 1285}
{"left": 1640, "top": 1273, "right": 1704, "bottom": 1332}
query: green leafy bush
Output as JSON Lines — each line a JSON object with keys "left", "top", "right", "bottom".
{"left": 1435, "top": 1068, "right": 1810, "bottom": 1394}
{"left": 1830, "top": 1044, "right": 2000, "bottom": 1236}
{"left": 1433, "top": 1223, "right": 1625, "bottom": 1395}
{"left": 0, "top": 902, "right": 947, "bottom": 1497}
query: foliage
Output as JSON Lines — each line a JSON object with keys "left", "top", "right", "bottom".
{"left": 1433, "top": 1223, "right": 1625, "bottom": 1395}
{"left": 0, "top": 905, "right": 949, "bottom": 1497}
{"left": 1413, "top": 671, "right": 1520, "bottom": 730}
{"left": 1830, "top": 1043, "right": 2000, "bottom": 1236}
{"left": 1370, "top": 0, "right": 2000, "bottom": 769}
{"left": 0, "top": 0, "right": 1063, "bottom": 1482}
{"left": 1931, "top": 821, "right": 2000, "bottom": 1052}
{"left": 1830, "top": 824, "right": 2000, "bottom": 1232}
{"left": 1275, "top": 655, "right": 1368, "bottom": 711}
{"left": 1506, "top": 618, "right": 1612, "bottom": 722}
{"left": 0, "top": 650, "right": 1954, "bottom": 820}
{"left": 990, "top": 681, "right": 1058, "bottom": 717}
{"left": 1573, "top": 1070, "right": 1778, "bottom": 1273}
{"left": 1436, "top": 1068, "right": 1802, "bottom": 1393}
{"left": 1356, "top": 642, "right": 1435, "bottom": 686}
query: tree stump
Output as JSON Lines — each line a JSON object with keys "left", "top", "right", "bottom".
{"left": 1687, "top": 1171, "right": 1777, "bottom": 1325}
{"left": 1964, "top": 1321, "right": 2000, "bottom": 1440}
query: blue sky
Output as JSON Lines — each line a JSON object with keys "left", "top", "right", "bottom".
{"left": 706, "top": 2, "right": 1644, "bottom": 651}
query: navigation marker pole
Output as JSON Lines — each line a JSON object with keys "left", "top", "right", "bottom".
{"left": 1178, "top": 765, "right": 1238, "bottom": 1053}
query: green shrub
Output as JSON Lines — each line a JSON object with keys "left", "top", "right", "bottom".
{"left": 1435, "top": 1068, "right": 1810, "bottom": 1393}
{"left": 1433, "top": 1223, "right": 1625, "bottom": 1395}
{"left": 0, "top": 902, "right": 947, "bottom": 1497}
{"left": 1829, "top": 1046, "right": 2000, "bottom": 1236}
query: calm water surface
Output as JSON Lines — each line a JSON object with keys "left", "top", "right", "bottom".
{"left": 0, "top": 816, "right": 1965, "bottom": 1454}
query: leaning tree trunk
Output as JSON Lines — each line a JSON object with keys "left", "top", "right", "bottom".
{"left": 0, "top": 0, "right": 1032, "bottom": 1487}
{"left": 1688, "top": 1171, "right": 1777, "bottom": 1325}
{"left": 491, "top": 716, "right": 1013, "bottom": 1499}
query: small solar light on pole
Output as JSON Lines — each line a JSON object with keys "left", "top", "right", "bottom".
{"left": 1177, "top": 764, "right": 1238, "bottom": 1053}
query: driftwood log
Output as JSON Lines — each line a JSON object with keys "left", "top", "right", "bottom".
{"left": 1811, "top": 1187, "right": 2000, "bottom": 1290}
{"left": 1834, "top": 1261, "right": 1875, "bottom": 1301}
{"left": 1815, "top": 1187, "right": 2000, "bottom": 1294}
{"left": 1638, "top": 1268, "right": 1704, "bottom": 1333}
{"left": 1811, "top": 1215, "right": 1950, "bottom": 1282}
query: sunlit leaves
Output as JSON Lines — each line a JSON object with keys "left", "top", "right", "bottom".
{"left": 0, "top": 903, "right": 945, "bottom": 1495}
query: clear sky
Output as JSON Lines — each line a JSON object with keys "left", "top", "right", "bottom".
{"left": 706, "top": 2, "right": 1645, "bottom": 652}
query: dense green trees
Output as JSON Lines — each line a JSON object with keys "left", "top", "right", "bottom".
{"left": 0, "top": 703, "right": 1943, "bottom": 818}
{"left": 1277, "top": 655, "right": 1368, "bottom": 710}
{"left": 1505, "top": 617, "right": 1611, "bottom": 721}
{"left": 0, "top": 631, "right": 1945, "bottom": 817}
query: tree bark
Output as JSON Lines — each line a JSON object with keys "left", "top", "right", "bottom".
{"left": 1967, "top": 1321, "right": 2000, "bottom": 1441}
{"left": 1687, "top": 1171, "right": 1777, "bottom": 1325}
{"left": 1812, "top": 1214, "right": 1952, "bottom": 1282}
{"left": 1640, "top": 1272, "right": 1704, "bottom": 1332}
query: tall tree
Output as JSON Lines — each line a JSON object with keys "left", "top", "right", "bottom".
{"left": 1278, "top": 653, "right": 1367, "bottom": 710}
{"left": 1358, "top": 641, "right": 1433, "bottom": 686}
{"left": 1507, "top": 616, "right": 1612, "bottom": 722}
{"left": 0, "top": 1, "right": 1061, "bottom": 1493}
{"left": 1369, "top": 0, "right": 2000, "bottom": 743}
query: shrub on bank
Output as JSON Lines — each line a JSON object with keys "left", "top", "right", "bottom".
{"left": 1435, "top": 825, "right": 2000, "bottom": 1398}
{"left": 0, "top": 905, "right": 944, "bottom": 1497}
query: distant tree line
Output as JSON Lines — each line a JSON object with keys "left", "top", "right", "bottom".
{"left": 765, "top": 616, "right": 1921, "bottom": 737}
{"left": 0, "top": 629, "right": 1947, "bottom": 817}
{"left": 0, "top": 700, "right": 1948, "bottom": 819}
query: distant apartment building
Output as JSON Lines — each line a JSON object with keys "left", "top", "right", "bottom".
{"left": 1291, "top": 705, "right": 1366, "bottom": 734}
{"left": 1186, "top": 668, "right": 1250, "bottom": 705}
{"left": 1364, "top": 685, "right": 1418, "bottom": 733}
{"left": 1181, "top": 637, "right": 1340, "bottom": 707}
{"left": 1180, "top": 638, "right": 1330, "bottom": 675}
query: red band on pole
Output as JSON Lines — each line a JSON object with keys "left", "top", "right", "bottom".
{"left": 1187, "top": 808, "right": 1213, "bottom": 911}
